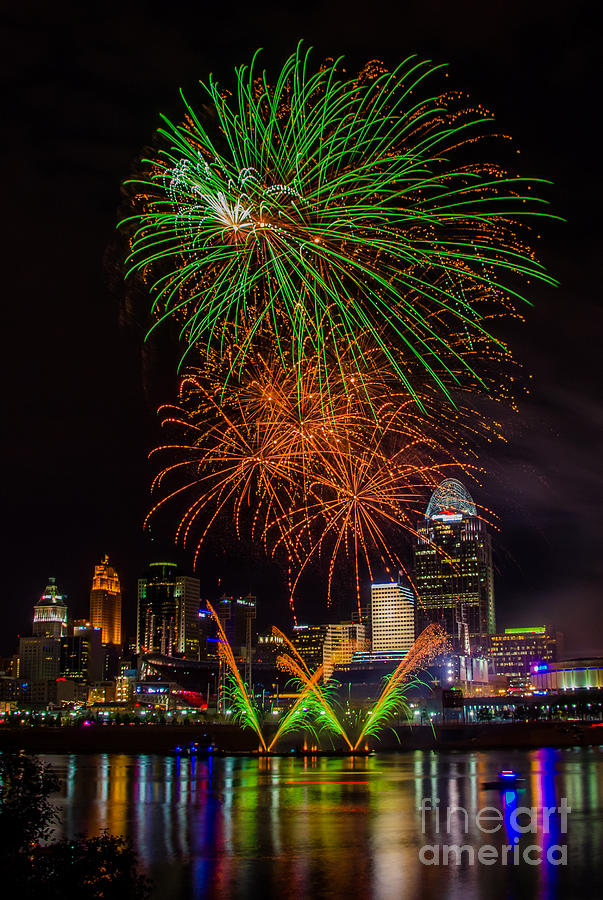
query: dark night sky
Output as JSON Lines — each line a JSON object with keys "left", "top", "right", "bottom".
{"left": 1, "top": 1, "right": 602, "bottom": 655}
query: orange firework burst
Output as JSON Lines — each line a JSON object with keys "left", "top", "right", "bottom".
{"left": 145, "top": 341, "right": 490, "bottom": 617}
{"left": 274, "top": 419, "right": 449, "bottom": 607}
{"left": 146, "top": 373, "right": 298, "bottom": 563}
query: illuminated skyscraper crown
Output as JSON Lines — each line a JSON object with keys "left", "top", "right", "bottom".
{"left": 33, "top": 576, "right": 68, "bottom": 635}
{"left": 35, "top": 576, "right": 67, "bottom": 610}
{"left": 425, "top": 478, "right": 477, "bottom": 520}
{"left": 91, "top": 554, "right": 121, "bottom": 594}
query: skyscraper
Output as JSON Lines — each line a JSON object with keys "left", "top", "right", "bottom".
{"left": 490, "top": 626, "right": 563, "bottom": 689}
{"left": 323, "top": 622, "right": 368, "bottom": 679}
{"left": 370, "top": 578, "right": 415, "bottom": 654}
{"left": 414, "top": 478, "right": 495, "bottom": 653}
{"left": 292, "top": 625, "right": 327, "bottom": 670}
{"left": 33, "top": 577, "right": 68, "bottom": 638}
{"left": 89, "top": 555, "right": 122, "bottom": 646}
{"left": 216, "top": 595, "right": 256, "bottom": 650}
{"left": 60, "top": 625, "right": 103, "bottom": 682}
{"left": 137, "top": 561, "right": 200, "bottom": 658}
{"left": 217, "top": 594, "right": 257, "bottom": 684}
{"left": 19, "top": 578, "right": 67, "bottom": 690}
{"left": 19, "top": 636, "right": 61, "bottom": 682}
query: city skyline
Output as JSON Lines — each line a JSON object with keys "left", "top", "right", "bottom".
{"left": 2, "top": 459, "right": 592, "bottom": 655}
{"left": 4, "top": 499, "right": 565, "bottom": 659}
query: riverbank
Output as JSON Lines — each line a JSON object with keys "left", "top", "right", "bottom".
{"left": 1, "top": 720, "right": 601, "bottom": 753}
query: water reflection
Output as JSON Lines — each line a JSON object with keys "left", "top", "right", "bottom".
{"left": 43, "top": 747, "right": 603, "bottom": 900}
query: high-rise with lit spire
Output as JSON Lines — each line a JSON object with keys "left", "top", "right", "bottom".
{"left": 33, "top": 576, "right": 68, "bottom": 638}
{"left": 414, "top": 478, "right": 495, "bottom": 653}
{"left": 89, "top": 555, "right": 122, "bottom": 646}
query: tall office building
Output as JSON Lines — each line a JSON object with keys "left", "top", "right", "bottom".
{"left": 19, "top": 636, "right": 61, "bottom": 682}
{"left": 292, "top": 625, "right": 328, "bottom": 670}
{"left": 323, "top": 622, "right": 368, "bottom": 680}
{"left": 217, "top": 595, "right": 257, "bottom": 655}
{"left": 371, "top": 578, "right": 415, "bottom": 655}
{"left": 60, "top": 624, "right": 104, "bottom": 682}
{"left": 217, "top": 595, "right": 257, "bottom": 683}
{"left": 33, "top": 577, "right": 68, "bottom": 638}
{"left": 137, "top": 562, "right": 200, "bottom": 658}
{"left": 89, "top": 555, "right": 122, "bottom": 646}
{"left": 414, "top": 479, "right": 495, "bottom": 653}
{"left": 490, "top": 626, "right": 563, "bottom": 689}
{"left": 216, "top": 594, "right": 256, "bottom": 656}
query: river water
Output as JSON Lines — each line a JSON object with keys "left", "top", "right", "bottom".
{"left": 43, "top": 747, "right": 603, "bottom": 899}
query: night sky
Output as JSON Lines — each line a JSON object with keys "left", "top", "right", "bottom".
{"left": 2, "top": 1, "right": 601, "bottom": 655}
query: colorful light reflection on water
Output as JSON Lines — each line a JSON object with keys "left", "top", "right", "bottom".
{"left": 43, "top": 747, "right": 603, "bottom": 900}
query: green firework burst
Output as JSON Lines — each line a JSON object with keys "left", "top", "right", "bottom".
{"left": 122, "top": 43, "right": 557, "bottom": 403}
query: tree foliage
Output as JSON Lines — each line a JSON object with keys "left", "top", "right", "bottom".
{"left": 0, "top": 752, "right": 150, "bottom": 899}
